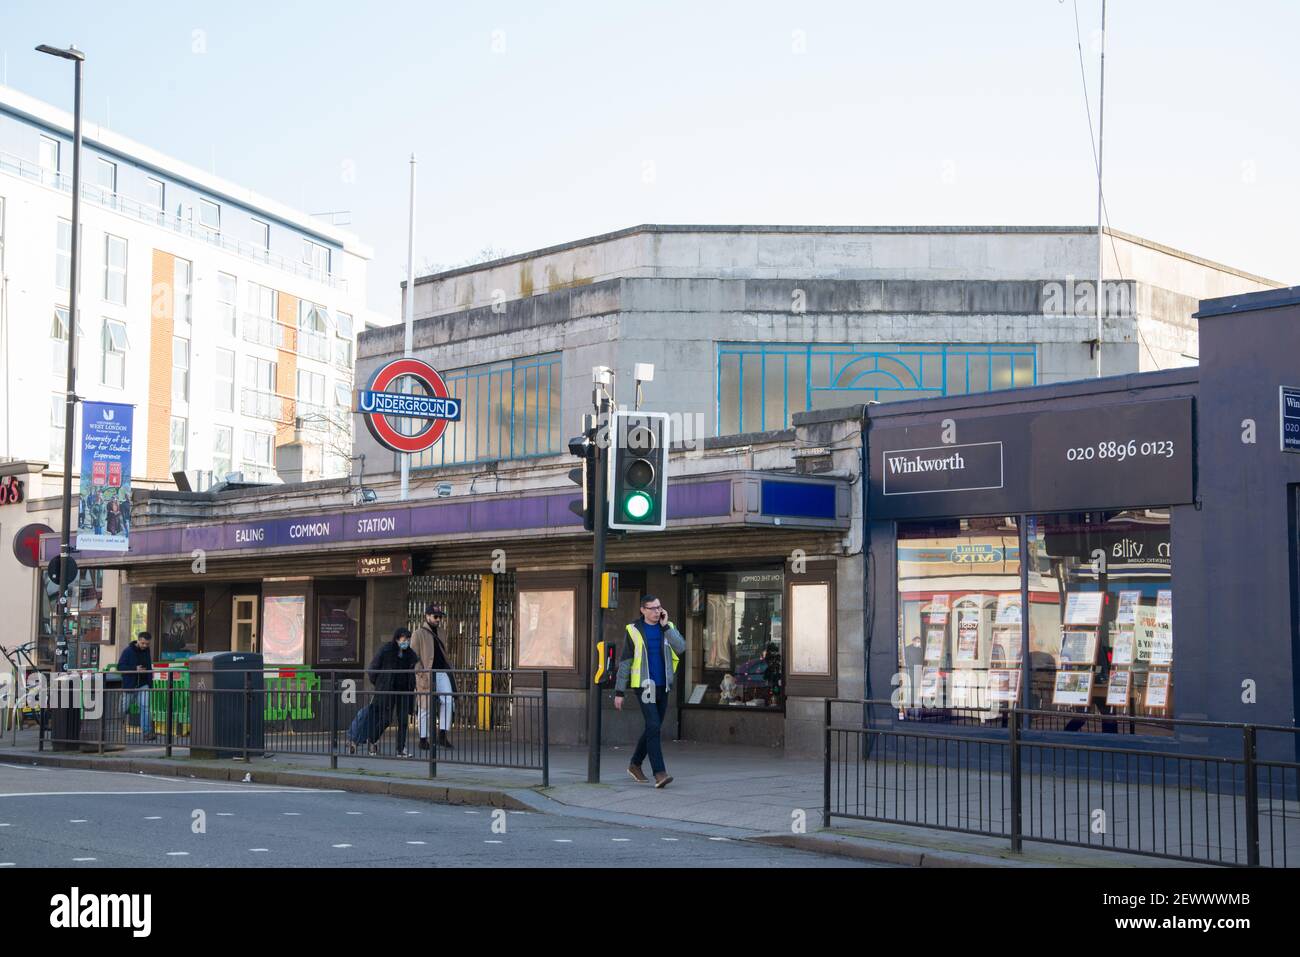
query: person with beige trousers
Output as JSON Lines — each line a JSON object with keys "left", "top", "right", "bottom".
{"left": 412, "top": 603, "right": 455, "bottom": 751}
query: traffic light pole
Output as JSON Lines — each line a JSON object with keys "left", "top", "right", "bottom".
{"left": 585, "top": 396, "right": 609, "bottom": 784}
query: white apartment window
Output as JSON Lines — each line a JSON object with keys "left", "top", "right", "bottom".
{"left": 335, "top": 312, "right": 354, "bottom": 339}
{"left": 217, "top": 272, "right": 237, "bottom": 336}
{"left": 146, "top": 177, "right": 165, "bottom": 212}
{"left": 334, "top": 338, "right": 353, "bottom": 369}
{"left": 39, "top": 136, "right": 60, "bottom": 177}
{"left": 252, "top": 219, "right": 270, "bottom": 252}
{"left": 303, "top": 239, "right": 330, "bottom": 276}
{"left": 104, "top": 234, "right": 127, "bottom": 305}
{"left": 172, "top": 258, "right": 192, "bottom": 323}
{"left": 335, "top": 383, "right": 351, "bottom": 408}
{"left": 50, "top": 394, "right": 65, "bottom": 465}
{"left": 248, "top": 281, "right": 277, "bottom": 319}
{"left": 172, "top": 336, "right": 190, "bottom": 401}
{"left": 215, "top": 348, "right": 235, "bottom": 412}
{"left": 103, "top": 319, "right": 129, "bottom": 389}
{"left": 243, "top": 431, "right": 273, "bottom": 468}
{"left": 51, "top": 306, "right": 71, "bottom": 375}
{"left": 297, "top": 370, "right": 325, "bottom": 407}
{"left": 246, "top": 356, "right": 277, "bottom": 392}
{"left": 56, "top": 218, "right": 72, "bottom": 291}
{"left": 199, "top": 199, "right": 221, "bottom": 231}
{"left": 213, "top": 426, "right": 233, "bottom": 478}
{"left": 298, "top": 300, "right": 328, "bottom": 332}
{"left": 169, "top": 417, "right": 188, "bottom": 473}
{"left": 95, "top": 158, "right": 117, "bottom": 196}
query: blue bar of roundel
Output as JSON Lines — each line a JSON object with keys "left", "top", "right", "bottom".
{"left": 760, "top": 480, "right": 836, "bottom": 519}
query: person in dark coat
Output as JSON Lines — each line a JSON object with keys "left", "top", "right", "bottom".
{"left": 367, "top": 627, "right": 418, "bottom": 756}
{"left": 116, "top": 632, "right": 155, "bottom": 740}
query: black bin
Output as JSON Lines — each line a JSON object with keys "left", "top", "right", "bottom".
{"left": 188, "top": 652, "right": 264, "bottom": 758}
{"left": 48, "top": 674, "right": 82, "bottom": 751}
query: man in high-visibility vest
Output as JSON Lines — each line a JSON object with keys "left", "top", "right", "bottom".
{"left": 614, "top": 595, "right": 686, "bottom": 788}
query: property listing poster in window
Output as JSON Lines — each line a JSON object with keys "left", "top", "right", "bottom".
{"left": 1150, "top": 589, "right": 1174, "bottom": 665}
{"left": 1116, "top": 590, "right": 1142, "bottom": 626}
{"left": 262, "top": 595, "right": 306, "bottom": 665}
{"left": 1053, "top": 670, "right": 1093, "bottom": 706}
{"left": 1064, "top": 591, "right": 1103, "bottom": 626}
{"left": 928, "top": 594, "right": 950, "bottom": 624}
{"left": 1111, "top": 629, "right": 1136, "bottom": 665}
{"left": 1059, "top": 630, "right": 1098, "bottom": 666}
{"left": 924, "top": 628, "right": 945, "bottom": 663}
{"left": 1106, "top": 670, "right": 1132, "bottom": 707}
{"left": 1145, "top": 672, "right": 1171, "bottom": 709}
{"left": 988, "top": 669, "right": 1021, "bottom": 704}
{"left": 955, "top": 608, "right": 980, "bottom": 662}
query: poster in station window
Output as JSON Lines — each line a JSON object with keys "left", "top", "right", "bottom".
{"left": 262, "top": 595, "right": 306, "bottom": 665}
{"left": 77, "top": 400, "right": 134, "bottom": 552}
{"left": 1145, "top": 672, "right": 1171, "bottom": 709}
{"left": 1106, "top": 670, "right": 1132, "bottom": 707}
{"left": 955, "top": 608, "right": 980, "bottom": 662}
{"left": 1064, "top": 591, "right": 1103, "bottom": 626}
{"left": 1053, "top": 669, "right": 1094, "bottom": 706}
{"left": 924, "top": 629, "right": 945, "bottom": 663}
{"left": 1059, "top": 630, "right": 1098, "bottom": 666}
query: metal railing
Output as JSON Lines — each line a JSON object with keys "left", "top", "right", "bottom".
{"left": 39, "top": 668, "right": 549, "bottom": 785}
{"left": 241, "top": 388, "right": 292, "bottom": 423}
{"left": 824, "top": 699, "right": 1300, "bottom": 867}
{"left": 0, "top": 149, "right": 346, "bottom": 289}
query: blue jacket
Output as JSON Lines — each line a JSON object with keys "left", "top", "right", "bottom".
{"left": 116, "top": 642, "right": 153, "bottom": 689}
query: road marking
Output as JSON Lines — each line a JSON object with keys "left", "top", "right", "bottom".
{"left": 406, "top": 841, "right": 427, "bottom": 845}
{"left": 216, "top": 812, "right": 234, "bottom": 817}
{"left": 0, "top": 863, "right": 14, "bottom": 867}
{"left": 484, "top": 840, "right": 503, "bottom": 844}
{"left": 0, "top": 823, "right": 10, "bottom": 827}
{"left": 612, "top": 838, "right": 631, "bottom": 842}
{"left": 405, "top": 810, "right": 421, "bottom": 815}
{"left": 249, "top": 848, "right": 269, "bottom": 853}
{"left": 708, "top": 837, "right": 730, "bottom": 842}
{"left": 283, "top": 812, "right": 301, "bottom": 816}
{"left": 346, "top": 811, "right": 363, "bottom": 815}
{"left": 72, "top": 857, "right": 96, "bottom": 862}
{"left": 0, "top": 789, "right": 341, "bottom": 798}
{"left": 166, "top": 852, "right": 189, "bottom": 857}
{"left": 553, "top": 839, "right": 572, "bottom": 843}
{"left": 662, "top": 838, "right": 679, "bottom": 842}
{"left": 463, "top": 810, "right": 479, "bottom": 815}
{"left": 144, "top": 816, "right": 162, "bottom": 820}
{"left": 69, "top": 819, "right": 87, "bottom": 823}
{"left": 332, "top": 843, "right": 352, "bottom": 848}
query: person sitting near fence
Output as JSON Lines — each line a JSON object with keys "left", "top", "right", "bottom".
{"left": 412, "top": 603, "right": 455, "bottom": 751}
{"left": 116, "top": 632, "right": 155, "bottom": 742}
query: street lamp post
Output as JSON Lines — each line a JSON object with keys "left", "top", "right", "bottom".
{"left": 37, "top": 43, "right": 86, "bottom": 674}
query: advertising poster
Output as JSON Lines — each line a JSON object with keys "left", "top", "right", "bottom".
{"left": 317, "top": 596, "right": 360, "bottom": 664}
{"left": 1106, "top": 670, "right": 1131, "bottom": 707}
{"left": 988, "top": 669, "right": 1021, "bottom": 704}
{"left": 955, "top": 609, "right": 980, "bottom": 661}
{"left": 78, "top": 401, "right": 134, "bottom": 552}
{"left": 924, "top": 629, "right": 945, "bottom": 663}
{"left": 1064, "top": 591, "right": 1103, "bottom": 626}
{"left": 1053, "top": 670, "right": 1093, "bottom": 706}
{"left": 159, "top": 600, "right": 198, "bottom": 660}
{"left": 1145, "top": 672, "right": 1171, "bottom": 709}
{"left": 1059, "top": 630, "right": 1098, "bottom": 666}
{"left": 518, "top": 590, "right": 575, "bottom": 669}
{"left": 262, "top": 595, "right": 306, "bottom": 665}
{"left": 928, "top": 594, "right": 950, "bottom": 624}
{"left": 1115, "top": 591, "right": 1141, "bottom": 626}
{"left": 1111, "top": 629, "right": 1135, "bottom": 665}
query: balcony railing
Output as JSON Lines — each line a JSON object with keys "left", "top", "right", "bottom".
{"left": 241, "top": 389, "right": 292, "bottom": 423}
{"left": 241, "top": 314, "right": 296, "bottom": 351}
{"left": 0, "top": 148, "right": 347, "bottom": 290}
{"left": 298, "top": 330, "right": 330, "bottom": 362}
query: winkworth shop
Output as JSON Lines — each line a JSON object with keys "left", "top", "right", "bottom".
{"left": 864, "top": 284, "right": 1300, "bottom": 758}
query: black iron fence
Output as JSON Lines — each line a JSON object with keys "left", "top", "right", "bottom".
{"left": 39, "top": 668, "right": 549, "bottom": 785}
{"left": 824, "top": 699, "right": 1300, "bottom": 867}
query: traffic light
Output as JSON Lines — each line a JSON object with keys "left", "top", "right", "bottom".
{"left": 567, "top": 417, "right": 598, "bottom": 532}
{"left": 608, "top": 410, "right": 669, "bottom": 531}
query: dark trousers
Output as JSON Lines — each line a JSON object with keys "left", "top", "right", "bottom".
{"left": 631, "top": 692, "right": 670, "bottom": 775}
{"left": 379, "top": 694, "right": 413, "bottom": 751}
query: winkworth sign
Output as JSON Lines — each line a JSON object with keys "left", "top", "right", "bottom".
{"left": 357, "top": 357, "right": 460, "bottom": 454}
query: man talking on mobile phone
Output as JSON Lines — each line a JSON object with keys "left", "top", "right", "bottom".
{"left": 614, "top": 595, "right": 686, "bottom": 788}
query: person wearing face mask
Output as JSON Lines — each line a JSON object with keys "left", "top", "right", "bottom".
{"left": 365, "top": 626, "right": 419, "bottom": 757}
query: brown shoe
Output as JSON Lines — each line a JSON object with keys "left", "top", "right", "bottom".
{"left": 654, "top": 772, "right": 673, "bottom": 789}
{"left": 627, "top": 764, "right": 648, "bottom": 784}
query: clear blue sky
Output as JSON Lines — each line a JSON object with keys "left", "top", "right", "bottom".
{"left": 5, "top": 0, "right": 1297, "bottom": 317}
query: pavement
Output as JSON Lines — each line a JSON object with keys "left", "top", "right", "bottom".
{"left": 0, "top": 763, "right": 876, "bottom": 868}
{"left": 0, "top": 725, "right": 1212, "bottom": 867}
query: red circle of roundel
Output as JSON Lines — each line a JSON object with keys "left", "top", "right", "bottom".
{"left": 362, "top": 357, "right": 455, "bottom": 454}
{"left": 13, "top": 522, "right": 54, "bottom": 569}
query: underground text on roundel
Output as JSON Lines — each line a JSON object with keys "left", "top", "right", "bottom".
{"left": 881, "top": 441, "right": 1005, "bottom": 496}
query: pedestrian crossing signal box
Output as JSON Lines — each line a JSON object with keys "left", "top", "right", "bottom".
{"left": 594, "top": 640, "right": 618, "bottom": 687}
{"left": 600, "top": 571, "right": 619, "bottom": 609}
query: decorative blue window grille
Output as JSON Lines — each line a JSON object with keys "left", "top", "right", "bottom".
{"left": 717, "top": 343, "right": 1038, "bottom": 434}
{"left": 410, "top": 352, "right": 562, "bottom": 468}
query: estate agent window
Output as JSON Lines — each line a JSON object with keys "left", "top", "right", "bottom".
{"left": 688, "top": 569, "right": 785, "bottom": 709}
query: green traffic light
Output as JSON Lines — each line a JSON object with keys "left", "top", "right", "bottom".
{"left": 624, "top": 491, "right": 653, "bottom": 520}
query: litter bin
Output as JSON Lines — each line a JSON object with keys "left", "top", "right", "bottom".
{"left": 48, "top": 673, "right": 84, "bottom": 751}
{"left": 188, "top": 652, "right": 264, "bottom": 758}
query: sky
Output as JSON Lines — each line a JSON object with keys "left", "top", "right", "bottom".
{"left": 4, "top": 0, "right": 1297, "bottom": 317}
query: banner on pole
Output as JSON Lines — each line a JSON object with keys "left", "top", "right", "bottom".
{"left": 78, "top": 401, "right": 134, "bottom": 553}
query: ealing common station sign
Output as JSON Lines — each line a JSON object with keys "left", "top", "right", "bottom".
{"left": 356, "top": 357, "right": 461, "bottom": 454}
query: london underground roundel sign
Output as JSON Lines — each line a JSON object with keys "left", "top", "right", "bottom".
{"left": 357, "top": 357, "right": 461, "bottom": 454}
